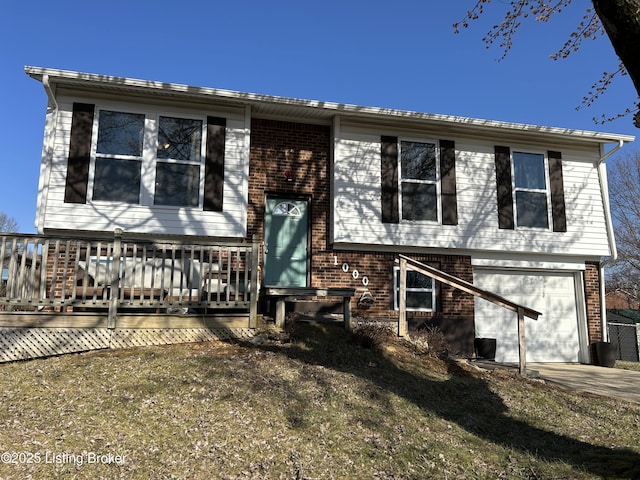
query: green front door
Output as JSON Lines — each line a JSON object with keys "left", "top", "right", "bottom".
{"left": 264, "top": 198, "right": 309, "bottom": 287}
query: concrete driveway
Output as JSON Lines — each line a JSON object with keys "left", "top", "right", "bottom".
{"left": 528, "top": 363, "right": 640, "bottom": 404}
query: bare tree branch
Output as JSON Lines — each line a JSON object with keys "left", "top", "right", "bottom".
{"left": 608, "top": 151, "right": 640, "bottom": 278}
{"left": 0, "top": 212, "right": 18, "bottom": 233}
{"left": 453, "top": 0, "right": 640, "bottom": 127}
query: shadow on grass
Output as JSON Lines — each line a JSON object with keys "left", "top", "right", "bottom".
{"left": 250, "top": 322, "right": 640, "bottom": 478}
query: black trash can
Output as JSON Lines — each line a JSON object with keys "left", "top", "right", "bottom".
{"left": 474, "top": 338, "right": 497, "bottom": 361}
{"left": 594, "top": 341, "right": 616, "bottom": 368}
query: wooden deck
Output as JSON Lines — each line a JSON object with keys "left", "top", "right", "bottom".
{"left": 1, "top": 232, "right": 260, "bottom": 319}
{"left": 0, "top": 232, "right": 262, "bottom": 362}
{"left": 0, "top": 311, "right": 252, "bottom": 329}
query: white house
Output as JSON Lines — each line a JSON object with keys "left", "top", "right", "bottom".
{"left": 24, "top": 66, "right": 635, "bottom": 363}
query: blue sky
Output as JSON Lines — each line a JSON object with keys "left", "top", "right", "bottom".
{"left": 1, "top": 1, "right": 637, "bottom": 233}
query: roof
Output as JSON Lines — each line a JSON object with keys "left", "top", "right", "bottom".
{"left": 25, "top": 65, "right": 635, "bottom": 146}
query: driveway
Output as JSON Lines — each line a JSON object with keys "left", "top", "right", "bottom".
{"left": 529, "top": 363, "right": 640, "bottom": 404}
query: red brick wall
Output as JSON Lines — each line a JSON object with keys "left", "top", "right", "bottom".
{"left": 247, "top": 118, "right": 331, "bottom": 267}
{"left": 247, "top": 118, "right": 475, "bottom": 326}
{"left": 584, "top": 262, "right": 602, "bottom": 343}
{"left": 605, "top": 290, "right": 640, "bottom": 310}
{"left": 319, "top": 251, "right": 474, "bottom": 321}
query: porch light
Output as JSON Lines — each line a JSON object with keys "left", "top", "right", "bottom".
{"left": 358, "top": 291, "right": 375, "bottom": 307}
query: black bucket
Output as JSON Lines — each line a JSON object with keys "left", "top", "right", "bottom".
{"left": 474, "top": 338, "right": 497, "bottom": 361}
{"left": 594, "top": 341, "right": 617, "bottom": 368}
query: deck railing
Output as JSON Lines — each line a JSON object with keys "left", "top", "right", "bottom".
{"left": 0, "top": 231, "right": 260, "bottom": 327}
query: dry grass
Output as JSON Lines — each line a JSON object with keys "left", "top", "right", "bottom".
{"left": 0, "top": 321, "right": 639, "bottom": 479}
{"left": 616, "top": 360, "right": 640, "bottom": 373}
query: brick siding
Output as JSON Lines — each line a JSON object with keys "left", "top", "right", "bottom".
{"left": 247, "top": 118, "right": 475, "bottom": 330}
{"left": 584, "top": 262, "right": 602, "bottom": 344}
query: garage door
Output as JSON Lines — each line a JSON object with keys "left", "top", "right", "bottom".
{"left": 474, "top": 270, "right": 581, "bottom": 363}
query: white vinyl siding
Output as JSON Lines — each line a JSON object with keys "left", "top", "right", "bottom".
{"left": 38, "top": 96, "right": 249, "bottom": 238}
{"left": 333, "top": 123, "right": 610, "bottom": 257}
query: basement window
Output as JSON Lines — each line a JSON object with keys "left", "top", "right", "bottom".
{"left": 393, "top": 266, "right": 436, "bottom": 312}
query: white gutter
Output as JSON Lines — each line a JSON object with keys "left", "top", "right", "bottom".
{"left": 596, "top": 139, "right": 626, "bottom": 342}
{"left": 597, "top": 139, "right": 624, "bottom": 262}
{"left": 34, "top": 74, "right": 58, "bottom": 233}
{"left": 24, "top": 66, "right": 635, "bottom": 145}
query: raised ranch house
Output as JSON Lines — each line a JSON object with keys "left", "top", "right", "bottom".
{"left": 0, "top": 66, "right": 634, "bottom": 364}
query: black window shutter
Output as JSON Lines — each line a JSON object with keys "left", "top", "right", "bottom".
{"left": 203, "top": 116, "right": 226, "bottom": 212}
{"left": 548, "top": 150, "right": 567, "bottom": 232}
{"left": 381, "top": 136, "right": 399, "bottom": 224}
{"left": 439, "top": 139, "right": 458, "bottom": 225}
{"left": 495, "top": 145, "right": 514, "bottom": 230}
{"left": 64, "top": 103, "right": 95, "bottom": 204}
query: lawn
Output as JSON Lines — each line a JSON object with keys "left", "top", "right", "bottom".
{"left": 0, "top": 321, "right": 639, "bottom": 479}
{"left": 616, "top": 360, "right": 640, "bottom": 373}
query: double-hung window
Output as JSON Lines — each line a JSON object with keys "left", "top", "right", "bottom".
{"left": 512, "top": 151, "right": 549, "bottom": 229}
{"left": 155, "top": 116, "right": 203, "bottom": 207}
{"left": 91, "top": 109, "right": 205, "bottom": 208}
{"left": 393, "top": 267, "right": 436, "bottom": 312}
{"left": 495, "top": 146, "right": 566, "bottom": 231}
{"left": 381, "top": 136, "right": 456, "bottom": 226}
{"left": 93, "top": 111, "right": 145, "bottom": 204}
{"left": 399, "top": 140, "right": 438, "bottom": 222}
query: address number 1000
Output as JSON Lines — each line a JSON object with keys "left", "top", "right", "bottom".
{"left": 334, "top": 256, "right": 369, "bottom": 286}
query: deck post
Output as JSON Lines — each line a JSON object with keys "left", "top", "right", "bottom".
{"left": 275, "top": 298, "right": 286, "bottom": 329}
{"left": 343, "top": 295, "right": 352, "bottom": 331}
{"left": 7, "top": 238, "right": 18, "bottom": 300}
{"left": 248, "top": 236, "right": 260, "bottom": 329}
{"left": 398, "top": 257, "right": 408, "bottom": 337}
{"left": 517, "top": 306, "right": 526, "bottom": 376}
{"left": 107, "top": 228, "right": 123, "bottom": 329}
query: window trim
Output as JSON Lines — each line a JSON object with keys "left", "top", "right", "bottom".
{"left": 393, "top": 266, "right": 436, "bottom": 312}
{"left": 87, "top": 105, "right": 208, "bottom": 209}
{"left": 397, "top": 138, "right": 441, "bottom": 223}
{"left": 511, "top": 149, "right": 552, "bottom": 230}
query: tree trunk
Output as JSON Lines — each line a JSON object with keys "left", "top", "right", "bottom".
{"left": 592, "top": 0, "right": 640, "bottom": 127}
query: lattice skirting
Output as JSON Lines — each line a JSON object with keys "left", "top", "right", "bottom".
{"left": 0, "top": 327, "right": 256, "bottom": 363}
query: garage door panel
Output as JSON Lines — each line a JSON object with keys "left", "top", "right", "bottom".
{"left": 474, "top": 270, "right": 580, "bottom": 363}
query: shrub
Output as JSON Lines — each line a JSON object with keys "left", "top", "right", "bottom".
{"left": 351, "top": 319, "right": 395, "bottom": 349}
{"left": 408, "top": 326, "right": 449, "bottom": 358}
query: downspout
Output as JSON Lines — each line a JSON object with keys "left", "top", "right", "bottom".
{"left": 42, "top": 74, "right": 58, "bottom": 110}
{"left": 35, "top": 74, "right": 58, "bottom": 233}
{"left": 596, "top": 139, "right": 625, "bottom": 342}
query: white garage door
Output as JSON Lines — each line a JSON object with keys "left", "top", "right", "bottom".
{"left": 474, "top": 270, "right": 581, "bottom": 363}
